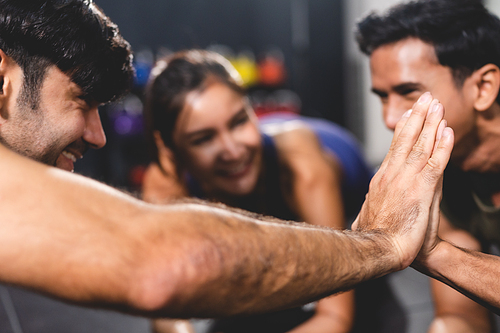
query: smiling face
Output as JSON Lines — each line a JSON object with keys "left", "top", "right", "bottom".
{"left": 172, "top": 81, "right": 262, "bottom": 197}
{"left": 0, "top": 63, "right": 106, "bottom": 172}
{"left": 370, "top": 38, "right": 478, "bottom": 165}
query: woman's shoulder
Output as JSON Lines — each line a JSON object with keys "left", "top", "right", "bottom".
{"left": 142, "top": 163, "right": 188, "bottom": 204}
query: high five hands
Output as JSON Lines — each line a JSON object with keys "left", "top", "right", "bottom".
{"left": 352, "top": 92, "right": 454, "bottom": 270}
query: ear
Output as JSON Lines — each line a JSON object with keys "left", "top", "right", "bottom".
{"left": 470, "top": 64, "right": 500, "bottom": 112}
{"left": 0, "top": 49, "right": 18, "bottom": 122}
{"left": 153, "top": 130, "right": 178, "bottom": 176}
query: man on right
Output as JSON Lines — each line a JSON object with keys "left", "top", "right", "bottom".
{"left": 357, "top": 0, "right": 500, "bottom": 331}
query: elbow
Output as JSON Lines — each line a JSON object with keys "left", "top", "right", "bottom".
{"left": 126, "top": 265, "right": 175, "bottom": 316}
{"left": 124, "top": 262, "right": 182, "bottom": 316}
{"left": 117, "top": 236, "right": 184, "bottom": 315}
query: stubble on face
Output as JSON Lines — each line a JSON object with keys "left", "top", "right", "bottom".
{"left": 0, "top": 65, "right": 78, "bottom": 168}
{"left": 0, "top": 104, "right": 61, "bottom": 166}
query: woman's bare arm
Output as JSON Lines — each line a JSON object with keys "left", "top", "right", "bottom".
{"left": 273, "top": 126, "right": 354, "bottom": 332}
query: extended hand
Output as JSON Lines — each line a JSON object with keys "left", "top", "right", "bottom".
{"left": 352, "top": 92, "right": 454, "bottom": 270}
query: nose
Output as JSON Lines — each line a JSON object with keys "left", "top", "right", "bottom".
{"left": 218, "top": 132, "right": 243, "bottom": 161}
{"left": 83, "top": 106, "right": 107, "bottom": 149}
{"left": 383, "top": 97, "right": 409, "bottom": 131}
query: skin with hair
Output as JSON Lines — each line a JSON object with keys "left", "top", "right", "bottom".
{"left": 366, "top": 22, "right": 500, "bottom": 333}
{"left": 144, "top": 78, "right": 355, "bottom": 332}
{"left": 145, "top": 51, "right": 364, "bottom": 333}
{"left": 0, "top": 82, "right": 453, "bottom": 317}
{"left": 0, "top": 0, "right": 132, "bottom": 172}
{"left": 0, "top": 0, "right": 455, "bottom": 325}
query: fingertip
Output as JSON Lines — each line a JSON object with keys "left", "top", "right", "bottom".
{"left": 436, "top": 127, "right": 454, "bottom": 158}
{"left": 417, "top": 92, "right": 432, "bottom": 104}
{"left": 429, "top": 100, "right": 442, "bottom": 115}
{"left": 351, "top": 220, "right": 359, "bottom": 231}
{"left": 433, "top": 119, "right": 447, "bottom": 154}
{"left": 443, "top": 127, "right": 454, "bottom": 140}
{"left": 436, "top": 119, "right": 447, "bottom": 140}
{"left": 403, "top": 109, "right": 413, "bottom": 118}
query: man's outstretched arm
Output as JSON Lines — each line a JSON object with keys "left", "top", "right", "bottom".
{"left": 415, "top": 237, "right": 500, "bottom": 315}
{"left": 0, "top": 93, "right": 452, "bottom": 318}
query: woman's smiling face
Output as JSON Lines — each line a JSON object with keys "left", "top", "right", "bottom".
{"left": 172, "top": 81, "right": 262, "bottom": 197}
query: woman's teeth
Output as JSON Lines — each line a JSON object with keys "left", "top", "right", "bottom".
{"left": 225, "top": 163, "right": 248, "bottom": 175}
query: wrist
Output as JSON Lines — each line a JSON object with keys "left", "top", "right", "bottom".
{"left": 413, "top": 239, "right": 452, "bottom": 278}
{"left": 361, "top": 230, "right": 406, "bottom": 274}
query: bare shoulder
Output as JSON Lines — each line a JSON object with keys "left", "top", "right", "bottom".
{"left": 142, "top": 163, "right": 187, "bottom": 204}
{"left": 262, "top": 120, "right": 318, "bottom": 153}
{"left": 263, "top": 120, "right": 342, "bottom": 181}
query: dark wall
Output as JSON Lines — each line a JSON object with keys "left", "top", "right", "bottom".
{"left": 78, "top": 0, "right": 344, "bottom": 189}
{"left": 96, "top": 0, "right": 344, "bottom": 123}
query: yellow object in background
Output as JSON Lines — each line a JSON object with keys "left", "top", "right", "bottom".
{"left": 231, "top": 50, "right": 259, "bottom": 87}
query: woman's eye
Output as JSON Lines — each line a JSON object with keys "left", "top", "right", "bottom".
{"left": 190, "top": 135, "right": 212, "bottom": 146}
{"left": 231, "top": 114, "right": 249, "bottom": 128}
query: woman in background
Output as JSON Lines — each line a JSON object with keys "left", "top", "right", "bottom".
{"left": 142, "top": 50, "right": 373, "bottom": 333}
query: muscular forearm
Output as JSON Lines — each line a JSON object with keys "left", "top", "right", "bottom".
{"left": 157, "top": 214, "right": 399, "bottom": 318}
{"left": 0, "top": 145, "right": 400, "bottom": 318}
{"left": 418, "top": 241, "right": 500, "bottom": 314}
{"left": 0, "top": 93, "right": 452, "bottom": 318}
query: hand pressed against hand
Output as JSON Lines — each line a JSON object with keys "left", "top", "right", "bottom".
{"left": 352, "top": 92, "right": 454, "bottom": 270}
{"left": 412, "top": 175, "right": 445, "bottom": 272}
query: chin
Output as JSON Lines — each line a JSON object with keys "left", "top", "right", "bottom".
{"left": 223, "top": 176, "right": 259, "bottom": 196}
{"left": 224, "top": 183, "right": 255, "bottom": 196}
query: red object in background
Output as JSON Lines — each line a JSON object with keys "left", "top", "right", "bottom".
{"left": 258, "top": 56, "right": 286, "bottom": 87}
{"left": 129, "top": 165, "right": 147, "bottom": 188}
{"left": 252, "top": 89, "right": 301, "bottom": 117}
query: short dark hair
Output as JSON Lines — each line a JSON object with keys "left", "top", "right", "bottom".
{"left": 144, "top": 49, "right": 245, "bottom": 165}
{"left": 0, "top": 0, "right": 134, "bottom": 108}
{"left": 356, "top": 0, "right": 500, "bottom": 102}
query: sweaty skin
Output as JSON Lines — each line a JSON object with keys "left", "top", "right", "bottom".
{"left": 0, "top": 93, "right": 452, "bottom": 318}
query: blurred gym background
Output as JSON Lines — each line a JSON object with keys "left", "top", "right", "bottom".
{"left": 73, "top": 1, "right": 500, "bottom": 332}
{"left": 76, "top": 0, "right": 499, "bottom": 194}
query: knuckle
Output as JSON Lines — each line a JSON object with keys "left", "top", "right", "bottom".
{"left": 390, "top": 141, "right": 409, "bottom": 159}
{"left": 405, "top": 146, "right": 427, "bottom": 165}
{"left": 420, "top": 157, "right": 443, "bottom": 184}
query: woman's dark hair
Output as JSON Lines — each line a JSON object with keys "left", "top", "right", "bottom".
{"left": 356, "top": 0, "right": 500, "bottom": 103}
{"left": 144, "top": 49, "right": 245, "bottom": 166}
{"left": 0, "top": 0, "right": 134, "bottom": 107}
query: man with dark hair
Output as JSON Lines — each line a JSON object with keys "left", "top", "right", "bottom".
{"left": 0, "top": 0, "right": 454, "bottom": 332}
{"left": 357, "top": 0, "right": 500, "bottom": 331}
{"left": 0, "top": 0, "right": 134, "bottom": 170}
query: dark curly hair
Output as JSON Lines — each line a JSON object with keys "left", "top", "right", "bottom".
{"left": 0, "top": 0, "right": 134, "bottom": 109}
{"left": 356, "top": 0, "right": 500, "bottom": 102}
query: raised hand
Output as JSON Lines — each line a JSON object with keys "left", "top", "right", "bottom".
{"left": 352, "top": 92, "right": 454, "bottom": 270}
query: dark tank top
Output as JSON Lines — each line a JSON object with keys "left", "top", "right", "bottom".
{"left": 441, "top": 164, "right": 500, "bottom": 249}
